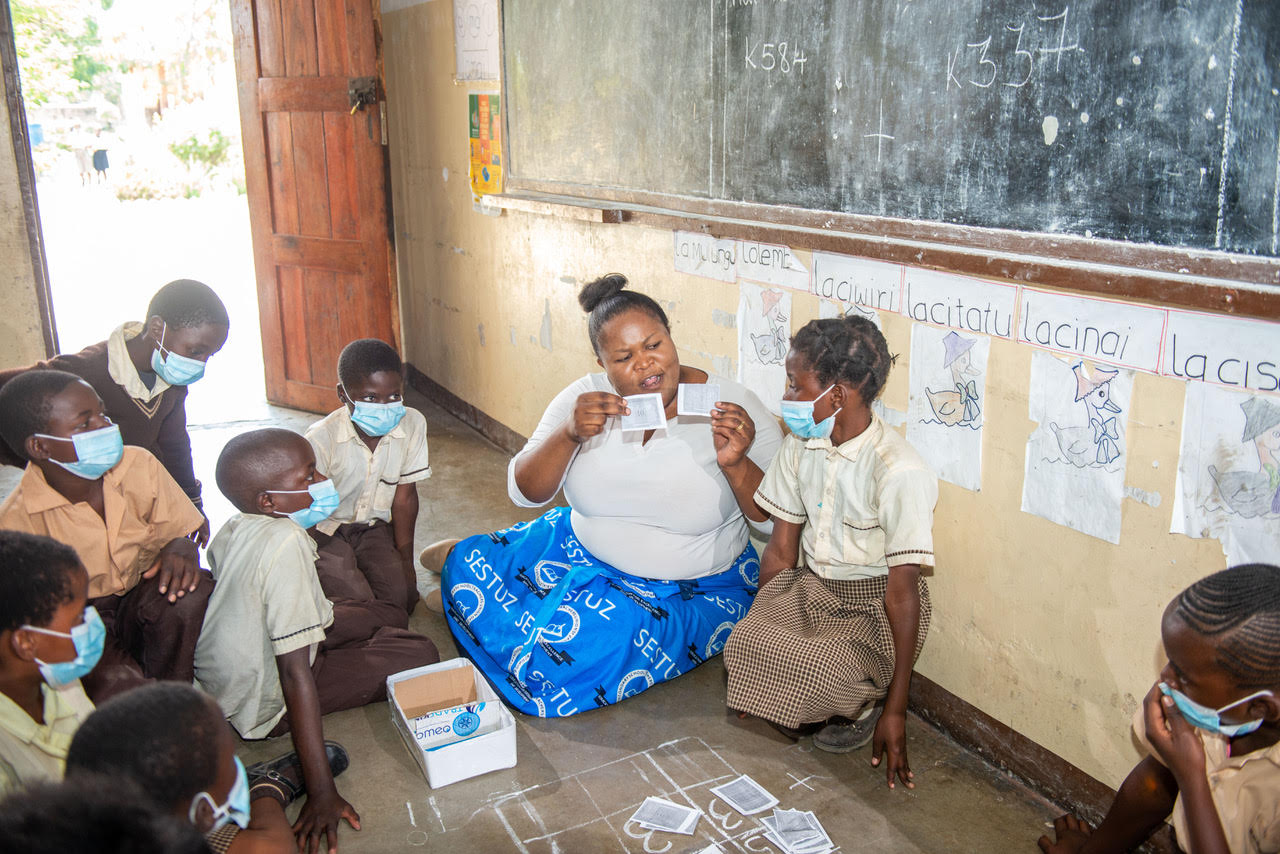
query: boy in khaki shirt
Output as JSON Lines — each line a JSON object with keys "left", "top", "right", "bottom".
{"left": 305, "top": 339, "right": 431, "bottom": 615}
{"left": 0, "top": 370, "right": 208, "bottom": 702}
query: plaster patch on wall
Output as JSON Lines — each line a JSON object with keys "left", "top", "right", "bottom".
{"left": 509, "top": 326, "right": 517, "bottom": 346}
{"left": 711, "top": 308, "right": 736, "bottom": 329}
{"left": 539, "top": 299, "right": 553, "bottom": 351}
{"left": 451, "top": 246, "right": 466, "bottom": 255}
{"left": 1123, "top": 485, "right": 1161, "bottom": 507}
{"left": 559, "top": 276, "right": 577, "bottom": 285}
{"left": 712, "top": 355, "right": 735, "bottom": 377}
{"left": 477, "top": 324, "right": 485, "bottom": 346}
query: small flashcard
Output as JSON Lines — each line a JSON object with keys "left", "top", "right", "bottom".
{"left": 629, "top": 796, "right": 699, "bottom": 834}
{"left": 709, "top": 774, "right": 777, "bottom": 815}
{"left": 621, "top": 393, "right": 667, "bottom": 432}
{"left": 677, "top": 383, "right": 721, "bottom": 417}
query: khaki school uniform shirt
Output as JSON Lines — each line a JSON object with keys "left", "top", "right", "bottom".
{"left": 0, "top": 681, "right": 95, "bottom": 794}
{"left": 196, "top": 514, "right": 334, "bottom": 739}
{"left": 0, "top": 447, "right": 204, "bottom": 598}
{"left": 755, "top": 416, "right": 937, "bottom": 580}
{"left": 305, "top": 406, "right": 431, "bottom": 537}
{"left": 106, "top": 321, "right": 169, "bottom": 402}
{"left": 1134, "top": 709, "right": 1280, "bottom": 854}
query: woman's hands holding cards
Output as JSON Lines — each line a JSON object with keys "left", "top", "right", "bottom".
{"left": 566, "top": 392, "right": 630, "bottom": 444}
{"left": 711, "top": 401, "right": 755, "bottom": 468}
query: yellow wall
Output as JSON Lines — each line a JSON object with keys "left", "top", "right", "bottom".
{"left": 384, "top": 3, "right": 1235, "bottom": 787}
{"left": 0, "top": 90, "right": 49, "bottom": 366}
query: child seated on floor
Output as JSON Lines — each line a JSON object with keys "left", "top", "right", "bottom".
{"left": 0, "top": 370, "right": 209, "bottom": 702}
{"left": 0, "top": 279, "right": 229, "bottom": 545}
{"left": 304, "top": 338, "right": 431, "bottom": 615}
{"left": 0, "top": 531, "right": 99, "bottom": 793}
{"left": 65, "top": 682, "right": 316, "bottom": 854}
{"left": 196, "top": 428, "right": 438, "bottom": 851}
{"left": 1038, "top": 563, "right": 1280, "bottom": 854}
{"left": 723, "top": 316, "right": 938, "bottom": 790}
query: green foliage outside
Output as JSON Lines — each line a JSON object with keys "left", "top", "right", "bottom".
{"left": 11, "top": 0, "right": 114, "bottom": 106}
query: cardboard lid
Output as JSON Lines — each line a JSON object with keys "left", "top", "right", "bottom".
{"left": 396, "top": 664, "right": 478, "bottom": 720}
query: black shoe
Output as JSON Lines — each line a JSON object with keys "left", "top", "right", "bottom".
{"left": 813, "top": 705, "right": 883, "bottom": 754}
{"left": 245, "top": 740, "right": 349, "bottom": 805}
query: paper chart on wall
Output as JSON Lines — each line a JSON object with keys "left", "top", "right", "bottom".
{"left": 453, "top": 0, "right": 500, "bottom": 80}
{"left": 1021, "top": 352, "right": 1132, "bottom": 543}
{"left": 738, "top": 282, "right": 790, "bottom": 416}
{"left": 1171, "top": 384, "right": 1280, "bottom": 565}
{"left": 907, "top": 326, "right": 989, "bottom": 492}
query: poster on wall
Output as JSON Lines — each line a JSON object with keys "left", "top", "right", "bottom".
{"left": 1021, "top": 352, "right": 1133, "bottom": 543}
{"left": 907, "top": 326, "right": 989, "bottom": 491}
{"left": 737, "top": 282, "right": 790, "bottom": 416}
{"left": 1171, "top": 384, "right": 1280, "bottom": 565}
{"left": 453, "top": 0, "right": 500, "bottom": 80}
{"left": 468, "top": 93, "right": 502, "bottom": 203}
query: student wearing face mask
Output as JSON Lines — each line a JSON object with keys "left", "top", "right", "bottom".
{"left": 64, "top": 682, "right": 315, "bottom": 854}
{"left": 0, "top": 370, "right": 209, "bottom": 703}
{"left": 0, "top": 531, "right": 99, "bottom": 794}
{"left": 723, "top": 316, "right": 938, "bottom": 791}
{"left": 1039, "top": 563, "right": 1280, "bottom": 854}
{"left": 0, "top": 279, "right": 230, "bottom": 546}
{"left": 305, "top": 338, "right": 432, "bottom": 616}
{"left": 195, "top": 428, "right": 437, "bottom": 853}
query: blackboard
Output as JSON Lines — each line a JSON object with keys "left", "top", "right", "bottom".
{"left": 503, "top": 0, "right": 1280, "bottom": 258}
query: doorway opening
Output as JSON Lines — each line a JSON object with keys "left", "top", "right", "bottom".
{"left": 7, "top": 0, "right": 303, "bottom": 527}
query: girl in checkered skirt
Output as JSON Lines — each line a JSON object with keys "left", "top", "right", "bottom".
{"left": 724, "top": 316, "right": 938, "bottom": 789}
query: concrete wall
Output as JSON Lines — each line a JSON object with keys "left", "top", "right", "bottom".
{"left": 383, "top": 2, "right": 1236, "bottom": 788}
{"left": 0, "top": 78, "right": 48, "bottom": 366}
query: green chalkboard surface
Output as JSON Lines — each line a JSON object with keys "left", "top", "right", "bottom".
{"left": 503, "top": 0, "right": 1280, "bottom": 257}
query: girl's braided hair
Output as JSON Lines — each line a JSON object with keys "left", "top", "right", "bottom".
{"left": 790, "top": 316, "right": 895, "bottom": 403}
{"left": 1173, "top": 563, "right": 1280, "bottom": 689}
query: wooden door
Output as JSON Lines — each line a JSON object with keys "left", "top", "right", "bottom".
{"left": 231, "top": 0, "right": 399, "bottom": 413}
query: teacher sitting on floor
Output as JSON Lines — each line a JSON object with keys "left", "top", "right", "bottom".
{"left": 422, "top": 273, "right": 781, "bottom": 717}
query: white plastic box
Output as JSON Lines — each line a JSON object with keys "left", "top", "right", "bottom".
{"left": 387, "top": 658, "right": 517, "bottom": 788}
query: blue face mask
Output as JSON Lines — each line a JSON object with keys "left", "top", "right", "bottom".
{"left": 151, "top": 322, "right": 208, "bottom": 386}
{"left": 1159, "top": 682, "right": 1274, "bottom": 737}
{"left": 268, "top": 479, "right": 341, "bottom": 529}
{"left": 779, "top": 384, "right": 841, "bottom": 440}
{"left": 343, "top": 386, "right": 406, "bottom": 436}
{"left": 34, "top": 424, "right": 125, "bottom": 480}
{"left": 23, "top": 606, "right": 106, "bottom": 689}
{"left": 189, "top": 756, "right": 251, "bottom": 832}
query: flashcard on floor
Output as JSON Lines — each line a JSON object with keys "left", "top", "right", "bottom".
{"left": 677, "top": 383, "right": 720, "bottom": 417}
{"left": 630, "top": 796, "right": 699, "bottom": 834}
{"left": 621, "top": 393, "right": 667, "bottom": 432}
{"left": 710, "top": 774, "right": 777, "bottom": 815}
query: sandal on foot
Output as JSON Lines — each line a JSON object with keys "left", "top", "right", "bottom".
{"left": 245, "top": 740, "right": 350, "bottom": 805}
{"left": 813, "top": 704, "right": 883, "bottom": 754}
{"left": 418, "top": 539, "right": 460, "bottom": 576}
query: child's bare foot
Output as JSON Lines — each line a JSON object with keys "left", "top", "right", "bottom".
{"left": 1037, "top": 814, "right": 1094, "bottom": 854}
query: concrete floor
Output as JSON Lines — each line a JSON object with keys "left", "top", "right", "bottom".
{"left": 0, "top": 388, "right": 1065, "bottom": 852}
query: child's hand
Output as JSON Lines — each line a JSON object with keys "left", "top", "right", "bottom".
{"left": 1037, "top": 814, "right": 1094, "bottom": 853}
{"left": 293, "top": 789, "right": 360, "bottom": 854}
{"left": 188, "top": 514, "right": 211, "bottom": 548}
{"left": 870, "top": 710, "right": 915, "bottom": 789}
{"left": 1143, "top": 683, "right": 1207, "bottom": 785}
{"left": 142, "top": 538, "right": 202, "bottom": 603}
{"left": 711, "top": 402, "right": 755, "bottom": 469}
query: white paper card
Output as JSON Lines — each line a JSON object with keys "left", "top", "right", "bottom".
{"left": 1171, "top": 383, "right": 1280, "bottom": 564}
{"left": 678, "top": 383, "right": 721, "bottom": 417}
{"left": 620, "top": 394, "right": 666, "bottom": 432}
{"left": 812, "top": 251, "right": 903, "bottom": 312}
{"left": 907, "top": 325, "right": 990, "bottom": 492}
{"left": 902, "top": 267, "right": 1018, "bottom": 339}
{"left": 737, "top": 240, "right": 810, "bottom": 291}
{"left": 629, "top": 797, "right": 699, "bottom": 834}
{"left": 1162, "top": 309, "right": 1280, "bottom": 394}
{"left": 1021, "top": 352, "right": 1132, "bottom": 543}
{"left": 1017, "top": 287, "right": 1166, "bottom": 374}
{"left": 451, "top": 0, "right": 500, "bottom": 80}
{"left": 674, "top": 231, "right": 738, "bottom": 282}
{"left": 709, "top": 775, "right": 777, "bottom": 815}
{"left": 738, "top": 282, "right": 791, "bottom": 416}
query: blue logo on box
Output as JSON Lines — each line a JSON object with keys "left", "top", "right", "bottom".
{"left": 453, "top": 708, "right": 481, "bottom": 737}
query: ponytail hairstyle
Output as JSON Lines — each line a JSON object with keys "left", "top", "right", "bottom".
{"left": 578, "top": 274, "right": 670, "bottom": 356}
{"left": 1172, "top": 563, "right": 1280, "bottom": 690}
{"left": 789, "top": 316, "right": 895, "bottom": 404}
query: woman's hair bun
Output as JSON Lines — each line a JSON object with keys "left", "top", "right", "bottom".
{"left": 578, "top": 273, "right": 629, "bottom": 313}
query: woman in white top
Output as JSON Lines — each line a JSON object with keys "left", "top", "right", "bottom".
{"left": 430, "top": 274, "right": 781, "bottom": 717}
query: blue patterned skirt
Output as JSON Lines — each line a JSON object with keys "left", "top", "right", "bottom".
{"left": 441, "top": 507, "right": 759, "bottom": 717}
